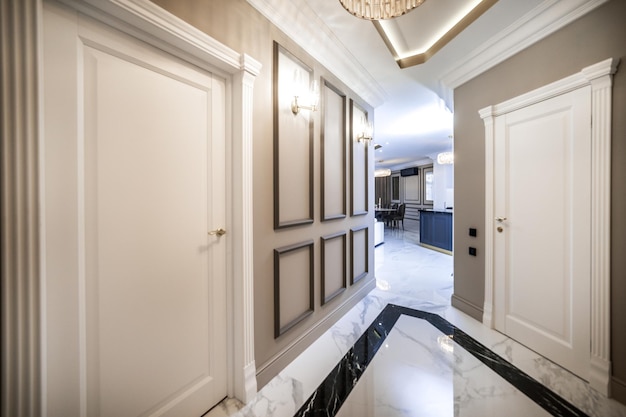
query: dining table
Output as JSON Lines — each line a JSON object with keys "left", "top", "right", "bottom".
{"left": 374, "top": 207, "right": 396, "bottom": 224}
{"left": 374, "top": 207, "right": 396, "bottom": 212}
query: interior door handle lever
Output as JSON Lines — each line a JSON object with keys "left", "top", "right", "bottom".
{"left": 208, "top": 228, "right": 226, "bottom": 236}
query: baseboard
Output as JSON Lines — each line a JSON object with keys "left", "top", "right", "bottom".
{"left": 255, "top": 278, "right": 376, "bottom": 388}
{"left": 451, "top": 293, "right": 484, "bottom": 322}
{"left": 612, "top": 375, "right": 626, "bottom": 406}
{"left": 419, "top": 243, "right": 452, "bottom": 256}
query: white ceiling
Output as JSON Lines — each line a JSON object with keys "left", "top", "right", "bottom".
{"left": 247, "top": 0, "right": 607, "bottom": 169}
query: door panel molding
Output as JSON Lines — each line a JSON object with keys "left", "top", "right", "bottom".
{"left": 492, "top": 88, "right": 591, "bottom": 379}
{"left": 480, "top": 57, "right": 619, "bottom": 396}
{"left": 39, "top": 1, "right": 262, "bottom": 415}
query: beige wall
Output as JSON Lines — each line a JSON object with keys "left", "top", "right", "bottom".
{"left": 453, "top": 0, "right": 626, "bottom": 402}
{"left": 151, "top": 0, "right": 376, "bottom": 388}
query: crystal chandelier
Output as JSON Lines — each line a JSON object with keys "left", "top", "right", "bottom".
{"left": 338, "top": 0, "right": 426, "bottom": 20}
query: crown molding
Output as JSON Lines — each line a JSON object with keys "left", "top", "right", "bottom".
{"left": 57, "top": 0, "right": 261, "bottom": 75}
{"left": 441, "top": 0, "right": 610, "bottom": 91}
{"left": 390, "top": 157, "right": 433, "bottom": 172}
{"left": 479, "top": 57, "right": 619, "bottom": 118}
{"left": 246, "top": 0, "right": 387, "bottom": 108}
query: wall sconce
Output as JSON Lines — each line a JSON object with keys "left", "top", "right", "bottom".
{"left": 291, "top": 70, "right": 319, "bottom": 114}
{"left": 374, "top": 168, "right": 391, "bottom": 177}
{"left": 357, "top": 116, "right": 373, "bottom": 142}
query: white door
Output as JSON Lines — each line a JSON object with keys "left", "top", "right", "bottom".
{"left": 43, "top": 3, "right": 227, "bottom": 416}
{"left": 493, "top": 87, "right": 591, "bottom": 380}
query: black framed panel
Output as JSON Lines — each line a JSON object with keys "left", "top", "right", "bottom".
{"left": 350, "top": 225, "right": 369, "bottom": 285}
{"left": 273, "top": 41, "right": 314, "bottom": 229}
{"left": 321, "top": 78, "right": 347, "bottom": 221}
{"left": 350, "top": 99, "right": 369, "bottom": 217}
{"left": 321, "top": 231, "right": 347, "bottom": 305}
{"left": 274, "top": 240, "right": 315, "bottom": 338}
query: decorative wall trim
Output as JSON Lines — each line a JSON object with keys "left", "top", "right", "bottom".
{"left": 480, "top": 57, "right": 619, "bottom": 397}
{"left": 350, "top": 226, "right": 369, "bottom": 285}
{"left": 246, "top": 0, "right": 605, "bottom": 112}
{"left": 245, "top": 0, "right": 386, "bottom": 108}
{"left": 402, "top": 170, "right": 421, "bottom": 205}
{"left": 321, "top": 232, "right": 347, "bottom": 305}
{"left": 273, "top": 41, "right": 314, "bottom": 229}
{"left": 372, "top": 0, "right": 498, "bottom": 69}
{"left": 350, "top": 100, "right": 369, "bottom": 217}
{"left": 37, "top": 0, "right": 262, "bottom": 408}
{"left": 1, "top": 0, "right": 42, "bottom": 415}
{"left": 441, "top": 0, "right": 610, "bottom": 92}
{"left": 481, "top": 110, "right": 495, "bottom": 331}
{"left": 256, "top": 278, "right": 376, "bottom": 386}
{"left": 232, "top": 56, "right": 262, "bottom": 402}
{"left": 321, "top": 79, "right": 347, "bottom": 222}
{"left": 274, "top": 240, "right": 315, "bottom": 338}
{"left": 58, "top": 0, "right": 245, "bottom": 74}
{"left": 586, "top": 58, "right": 617, "bottom": 397}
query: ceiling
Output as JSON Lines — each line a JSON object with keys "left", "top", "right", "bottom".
{"left": 246, "top": 0, "right": 606, "bottom": 170}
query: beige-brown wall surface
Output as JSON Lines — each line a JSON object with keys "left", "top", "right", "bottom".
{"left": 151, "top": 0, "right": 376, "bottom": 388}
{"left": 453, "top": 0, "right": 626, "bottom": 402}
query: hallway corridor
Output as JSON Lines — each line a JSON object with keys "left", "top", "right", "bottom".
{"left": 208, "top": 223, "right": 626, "bottom": 417}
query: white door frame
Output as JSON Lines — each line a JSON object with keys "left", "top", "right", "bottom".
{"left": 480, "top": 58, "right": 618, "bottom": 396}
{"left": 39, "top": 0, "right": 261, "bottom": 408}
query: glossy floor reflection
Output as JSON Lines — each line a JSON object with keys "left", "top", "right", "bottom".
{"left": 374, "top": 220, "right": 453, "bottom": 309}
{"left": 208, "top": 222, "right": 626, "bottom": 417}
{"left": 335, "top": 313, "right": 575, "bottom": 417}
{"left": 338, "top": 316, "right": 494, "bottom": 417}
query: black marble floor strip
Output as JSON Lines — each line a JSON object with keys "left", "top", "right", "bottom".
{"left": 293, "top": 304, "right": 589, "bottom": 417}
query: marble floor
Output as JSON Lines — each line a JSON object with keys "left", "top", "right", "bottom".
{"left": 207, "top": 221, "right": 626, "bottom": 417}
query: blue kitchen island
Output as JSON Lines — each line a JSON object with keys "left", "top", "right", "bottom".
{"left": 419, "top": 209, "right": 453, "bottom": 254}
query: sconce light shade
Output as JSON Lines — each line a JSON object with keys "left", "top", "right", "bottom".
{"left": 292, "top": 78, "right": 320, "bottom": 115}
{"left": 357, "top": 116, "right": 373, "bottom": 142}
{"left": 437, "top": 151, "right": 454, "bottom": 165}
{"left": 375, "top": 168, "right": 391, "bottom": 177}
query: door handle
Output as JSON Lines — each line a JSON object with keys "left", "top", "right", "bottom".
{"left": 208, "top": 228, "right": 226, "bottom": 236}
{"left": 495, "top": 217, "right": 507, "bottom": 223}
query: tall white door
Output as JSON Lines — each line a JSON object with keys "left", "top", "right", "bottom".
{"left": 43, "top": 3, "right": 227, "bottom": 416}
{"left": 493, "top": 87, "right": 591, "bottom": 380}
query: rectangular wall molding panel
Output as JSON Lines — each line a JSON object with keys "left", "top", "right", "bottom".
{"left": 321, "top": 232, "right": 347, "bottom": 305}
{"left": 350, "top": 226, "right": 369, "bottom": 284}
{"left": 274, "top": 240, "right": 315, "bottom": 337}
{"left": 273, "top": 42, "right": 314, "bottom": 229}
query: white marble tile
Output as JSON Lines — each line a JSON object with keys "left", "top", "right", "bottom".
{"left": 222, "top": 374, "right": 303, "bottom": 417}
{"left": 210, "top": 227, "right": 626, "bottom": 417}
{"left": 337, "top": 315, "right": 551, "bottom": 417}
{"left": 437, "top": 308, "right": 626, "bottom": 417}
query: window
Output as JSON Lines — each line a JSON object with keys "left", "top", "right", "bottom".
{"left": 423, "top": 167, "right": 434, "bottom": 204}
